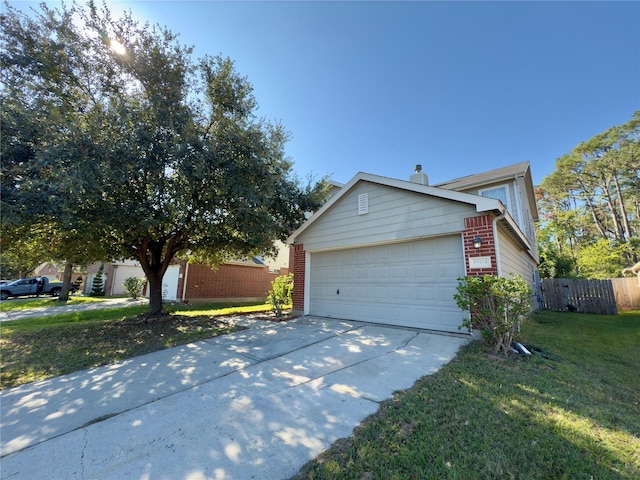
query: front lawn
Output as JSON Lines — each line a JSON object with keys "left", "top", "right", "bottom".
{"left": 0, "top": 295, "right": 105, "bottom": 312}
{"left": 293, "top": 310, "right": 640, "bottom": 479}
{"left": 0, "top": 302, "right": 276, "bottom": 389}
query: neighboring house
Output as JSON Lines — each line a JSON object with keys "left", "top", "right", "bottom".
{"left": 181, "top": 258, "right": 287, "bottom": 304}
{"left": 35, "top": 262, "right": 86, "bottom": 287}
{"left": 83, "top": 260, "right": 180, "bottom": 299}
{"left": 34, "top": 262, "right": 62, "bottom": 281}
{"left": 286, "top": 162, "right": 539, "bottom": 334}
{"left": 84, "top": 257, "right": 286, "bottom": 304}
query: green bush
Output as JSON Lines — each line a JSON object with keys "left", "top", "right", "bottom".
{"left": 123, "top": 277, "right": 147, "bottom": 299}
{"left": 267, "top": 273, "right": 294, "bottom": 317}
{"left": 454, "top": 274, "right": 532, "bottom": 353}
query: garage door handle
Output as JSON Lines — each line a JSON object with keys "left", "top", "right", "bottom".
{"left": 336, "top": 289, "right": 339, "bottom": 295}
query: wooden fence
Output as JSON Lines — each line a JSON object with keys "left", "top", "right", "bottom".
{"left": 611, "top": 277, "right": 640, "bottom": 311}
{"left": 540, "top": 277, "right": 640, "bottom": 315}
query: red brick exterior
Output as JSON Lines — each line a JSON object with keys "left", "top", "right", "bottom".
{"left": 183, "top": 263, "right": 287, "bottom": 303}
{"left": 292, "top": 244, "right": 306, "bottom": 312}
{"left": 463, "top": 214, "right": 498, "bottom": 276}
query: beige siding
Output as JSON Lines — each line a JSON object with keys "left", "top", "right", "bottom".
{"left": 497, "top": 225, "right": 537, "bottom": 286}
{"left": 516, "top": 176, "right": 538, "bottom": 257}
{"left": 296, "top": 181, "right": 476, "bottom": 251}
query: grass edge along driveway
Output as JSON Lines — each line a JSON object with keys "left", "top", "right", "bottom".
{"left": 0, "top": 301, "right": 274, "bottom": 389}
{"left": 293, "top": 310, "right": 640, "bottom": 480}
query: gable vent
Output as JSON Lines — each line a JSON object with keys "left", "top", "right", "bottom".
{"left": 358, "top": 193, "right": 369, "bottom": 215}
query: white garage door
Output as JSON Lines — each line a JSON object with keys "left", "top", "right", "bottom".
{"left": 309, "top": 236, "right": 466, "bottom": 333}
{"left": 111, "top": 265, "right": 146, "bottom": 296}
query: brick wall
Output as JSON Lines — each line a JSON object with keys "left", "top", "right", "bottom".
{"left": 464, "top": 214, "right": 498, "bottom": 276}
{"left": 184, "top": 263, "right": 287, "bottom": 303}
{"left": 292, "top": 244, "right": 306, "bottom": 312}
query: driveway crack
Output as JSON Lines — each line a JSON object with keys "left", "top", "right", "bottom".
{"left": 80, "top": 428, "right": 88, "bottom": 480}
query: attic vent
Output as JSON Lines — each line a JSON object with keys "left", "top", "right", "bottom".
{"left": 358, "top": 193, "right": 369, "bottom": 215}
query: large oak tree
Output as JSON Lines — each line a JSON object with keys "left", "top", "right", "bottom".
{"left": 1, "top": 1, "right": 325, "bottom": 313}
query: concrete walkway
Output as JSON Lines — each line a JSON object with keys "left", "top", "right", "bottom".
{"left": 1, "top": 315, "right": 469, "bottom": 479}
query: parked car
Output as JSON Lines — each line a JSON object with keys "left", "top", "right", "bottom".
{"left": 0, "top": 277, "right": 77, "bottom": 300}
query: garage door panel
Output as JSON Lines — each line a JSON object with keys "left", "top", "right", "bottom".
{"left": 372, "top": 266, "right": 389, "bottom": 280}
{"left": 392, "top": 266, "right": 409, "bottom": 279}
{"left": 309, "top": 236, "right": 465, "bottom": 333}
{"left": 413, "top": 285, "right": 437, "bottom": 302}
{"left": 338, "top": 268, "right": 354, "bottom": 281}
{"left": 437, "top": 261, "right": 464, "bottom": 277}
{"left": 410, "top": 241, "right": 433, "bottom": 256}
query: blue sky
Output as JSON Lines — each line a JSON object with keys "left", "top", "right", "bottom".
{"left": 10, "top": 1, "right": 640, "bottom": 186}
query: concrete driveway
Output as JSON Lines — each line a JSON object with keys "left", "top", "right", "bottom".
{"left": 1, "top": 315, "right": 469, "bottom": 479}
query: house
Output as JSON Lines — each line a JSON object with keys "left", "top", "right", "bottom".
{"left": 286, "top": 162, "right": 539, "bottom": 334}
{"left": 181, "top": 258, "right": 288, "bottom": 304}
{"left": 84, "top": 256, "right": 286, "bottom": 304}
{"left": 35, "top": 262, "right": 86, "bottom": 288}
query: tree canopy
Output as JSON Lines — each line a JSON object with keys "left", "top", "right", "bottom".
{"left": 1, "top": 1, "right": 326, "bottom": 312}
{"left": 536, "top": 112, "right": 639, "bottom": 278}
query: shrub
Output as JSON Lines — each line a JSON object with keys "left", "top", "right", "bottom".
{"left": 267, "top": 273, "right": 294, "bottom": 317}
{"left": 123, "top": 277, "right": 147, "bottom": 299}
{"left": 90, "top": 264, "right": 105, "bottom": 296}
{"left": 454, "top": 274, "right": 532, "bottom": 353}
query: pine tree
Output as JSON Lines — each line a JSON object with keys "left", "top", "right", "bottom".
{"left": 91, "top": 264, "right": 105, "bottom": 296}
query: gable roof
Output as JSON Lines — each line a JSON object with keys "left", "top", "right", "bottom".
{"left": 287, "top": 172, "right": 506, "bottom": 244}
{"left": 433, "top": 161, "right": 531, "bottom": 190}
{"left": 434, "top": 161, "right": 538, "bottom": 221}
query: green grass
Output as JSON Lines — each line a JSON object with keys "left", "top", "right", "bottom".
{"left": 0, "top": 301, "right": 276, "bottom": 389}
{"left": 293, "top": 310, "right": 640, "bottom": 480}
{"left": 0, "top": 295, "right": 106, "bottom": 312}
{"left": 175, "top": 301, "right": 287, "bottom": 316}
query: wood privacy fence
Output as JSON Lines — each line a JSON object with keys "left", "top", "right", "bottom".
{"left": 611, "top": 278, "right": 640, "bottom": 311}
{"left": 540, "top": 277, "right": 640, "bottom": 315}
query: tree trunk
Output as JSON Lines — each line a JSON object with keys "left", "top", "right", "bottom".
{"left": 58, "top": 261, "right": 74, "bottom": 301}
{"left": 137, "top": 239, "right": 182, "bottom": 317}
{"left": 612, "top": 170, "right": 633, "bottom": 239}
{"left": 599, "top": 174, "right": 625, "bottom": 242}
{"left": 146, "top": 270, "right": 165, "bottom": 315}
{"left": 583, "top": 194, "right": 609, "bottom": 238}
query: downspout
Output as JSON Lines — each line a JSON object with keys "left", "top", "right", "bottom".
{"left": 304, "top": 250, "right": 311, "bottom": 315}
{"left": 181, "top": 262, "right": 190, "bottom": 302}
{"left": 492, "top": 209, "right": 506, "bottom": 276}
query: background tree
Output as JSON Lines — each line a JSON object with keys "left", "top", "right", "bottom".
{"left": 0, "top": 225, "right": 51, "bottom": 280}
{"left": 536, "top": 112, "right": 639, "bottom": 278}
{"left": 1, "top": 2, "right": 326, "bottom": 315}
{"left": 90, "top": 264, "right": 105, "bottom": 296}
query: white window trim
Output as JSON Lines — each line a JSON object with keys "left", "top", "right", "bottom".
{"left": 478, "top": 183, "right": 512, "bottom": 212}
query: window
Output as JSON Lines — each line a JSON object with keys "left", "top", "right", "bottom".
{"left": 479, "top": 184, "right": 510, "bottom": 211}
